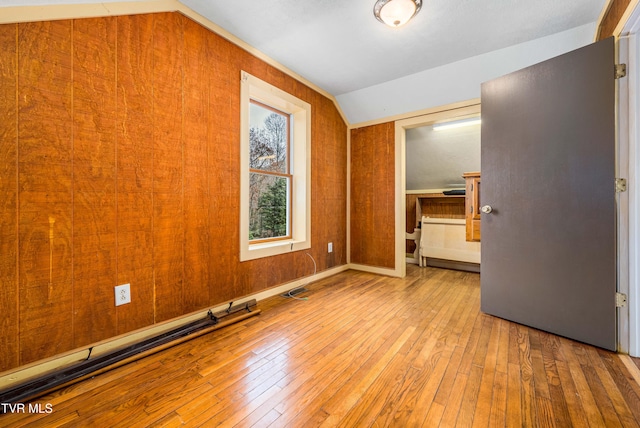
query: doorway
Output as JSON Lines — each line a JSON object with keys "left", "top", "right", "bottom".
{"left": 393, "top": 32, "right": 639, "bottom": 356}
{"left": 394, "top": 103, "right": 481, "bottom": 278}
{"left": 404, "top": 115, "right": 481, "bottom": 269}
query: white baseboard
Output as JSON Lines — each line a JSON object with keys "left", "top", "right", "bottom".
{"left": 348, "top": 263, "right": 402, "bottom": 277}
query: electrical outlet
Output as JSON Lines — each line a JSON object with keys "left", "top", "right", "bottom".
{"left": 328, "top": 242, "right": 333, "bottom": 253}
{"left": 115, "top": 283, "right": 131, "bottom": 306}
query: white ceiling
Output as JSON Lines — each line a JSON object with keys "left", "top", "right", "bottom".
{"left": 178, "top": 0, "right": 608, "bottom": 96}
{"left": 0, "top": 0, "right": 608, "bottom": 98}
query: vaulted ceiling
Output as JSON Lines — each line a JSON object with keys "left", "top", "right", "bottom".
{"left": 178, "top": 0, "right": 608, "bottom": 96}
{"left": 0, "top": 0, "right": 609, "bottom": 122}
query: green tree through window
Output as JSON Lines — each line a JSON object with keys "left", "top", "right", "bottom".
{"left": 249, "top": 102, "right": 291, "bottom": 241}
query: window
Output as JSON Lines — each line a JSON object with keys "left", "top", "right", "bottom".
{"left": 249, "top": 101, "right": 291, "bottom": 242}
{"left": 240, "top": 71, "right": 311, "bottom": 261}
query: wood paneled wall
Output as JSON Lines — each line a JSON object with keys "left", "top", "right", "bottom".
{"left": 0, "top": 12, "right": 347, "bottom": 372}
{"left": 350, "top": 123, "right": 395, "bottom": 269}
{"left": 597, "top": 0, "right": 632, "bottom": 40}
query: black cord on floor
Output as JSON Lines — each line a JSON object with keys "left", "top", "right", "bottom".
{"left": 283, "top": 252, "right": 317, "bottom": 300}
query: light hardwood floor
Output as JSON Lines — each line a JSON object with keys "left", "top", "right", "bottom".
{"left": 2, "top": 265, "right": 640, "bottom": 427}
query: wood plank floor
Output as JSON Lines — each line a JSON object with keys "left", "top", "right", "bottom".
{"left": 2, "top": 265, "right": 640, "bottom": 427}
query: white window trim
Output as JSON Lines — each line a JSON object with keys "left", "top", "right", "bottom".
{"left": 239, "top": 71, "right": 311, "bottom": 261}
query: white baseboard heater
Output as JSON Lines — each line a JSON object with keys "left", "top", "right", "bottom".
{"left": 420, "top": 217, "right": 481, "bottom": 272}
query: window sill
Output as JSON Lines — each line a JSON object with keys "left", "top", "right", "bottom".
{"left": 240, "top": 239, "right": 310, "bottom": 262}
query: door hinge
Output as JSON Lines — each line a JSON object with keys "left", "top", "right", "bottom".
{"left": 615, "top": 64, "right": 627, "bottom": 79}
{"left": 616, "top": 292, "right": 627, "bottom": 308}
{"left": 616, "top": 178, "right": 627, "bottom": 192}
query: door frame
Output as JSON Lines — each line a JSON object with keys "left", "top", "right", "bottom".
{"left": 395, "top": 102, "right": 482, "bottom": 279}
{"left": 619, "top": 0, "right": 640, "bottom": 357}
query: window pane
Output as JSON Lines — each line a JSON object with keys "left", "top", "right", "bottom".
{"left": 249, "top": 102, "right": 288, "bottom": 174}
{"left": 249, "top": 173, "right": 290, "bottom": 240}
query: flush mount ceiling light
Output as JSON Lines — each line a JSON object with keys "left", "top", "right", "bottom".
{"left": 374, "top": 0, "right": 422, "bottom": 27}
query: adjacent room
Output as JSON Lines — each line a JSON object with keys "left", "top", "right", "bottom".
{"left": 1, "top": 0, "right": 640, "bottom": 425}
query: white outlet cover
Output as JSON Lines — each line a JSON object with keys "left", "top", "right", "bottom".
{"left": 328, "top": 242, "right": 333, "bottom": 253}
{"left": 115, "top": 283, "right": 131, "bottom": 306}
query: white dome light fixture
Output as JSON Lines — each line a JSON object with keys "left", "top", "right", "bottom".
{"left": 374, "top": 0, "right": 422, "bottom": 28}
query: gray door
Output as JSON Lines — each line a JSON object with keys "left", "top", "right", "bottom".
{"left": 480, "top": 37, "right": 617, "bottom": 351}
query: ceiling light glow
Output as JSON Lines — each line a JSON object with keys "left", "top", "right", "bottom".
{"left": 374, "top": 0, "right": 422, "bottom": 27}
{"left": 432, "top": 118, "right": 482, "bottom": 131}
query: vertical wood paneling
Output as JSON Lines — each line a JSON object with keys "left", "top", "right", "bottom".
{"left": 116, "top": 14, "right": 155, "bottom": 334}
{"left": 312, "top": 95, "right": 348, "bottom": 270}
{"left": 1, "top": 12, "right": 348, "bottom": 372}
{"left": 72, "top": 17, "right": 118, "bottom": 346}
{"left": 350, "top": 123, "right": 395, "bottom": 268}
{"left": 208, "top": 34, "right": 241, "bottom": 304}
{"left": 18, "top": 20, "right": 74, "bottom": 364}
{"left": 0, "top": 23, "right": 19, "bottom": 371}
{"left": 182, "top": 17, "right": 211, "bottom": 312}
{"left": 153, "top": 13, "right": 184, "bottom": 322}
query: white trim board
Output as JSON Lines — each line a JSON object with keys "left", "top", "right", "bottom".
{"left": 620, "top": 0, "right": 640, "bottom": 357}
{"left": 348, "top": 264, "right": 401, "bottom": 278}
{"left": 618, "top": 35, "right": 631, "bottom": 355}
